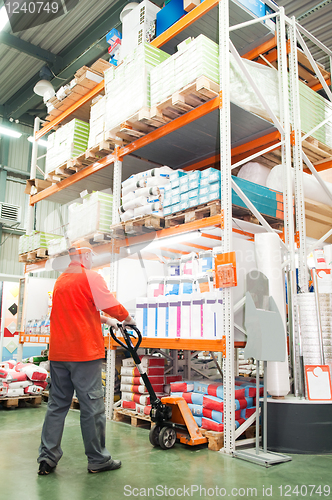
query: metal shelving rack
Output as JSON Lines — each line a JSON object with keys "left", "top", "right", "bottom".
{"left": 24, "top": 0, "right": 332, "bottom": 454}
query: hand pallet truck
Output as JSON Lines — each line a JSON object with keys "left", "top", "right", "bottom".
{"left": 110, "top": 324, "right": 208, "bottom": 450}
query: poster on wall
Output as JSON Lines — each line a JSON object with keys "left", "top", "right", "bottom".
{"left": 0, "top": 281, "right": 20, "bottom": 362}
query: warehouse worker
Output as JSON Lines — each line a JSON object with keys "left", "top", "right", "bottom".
{"left": 37, "top": 246, "right": 135, "bottom": 476}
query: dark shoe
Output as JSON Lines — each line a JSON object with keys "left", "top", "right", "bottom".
{"left": 88, "top": 460, "right": 122, "bottom": 474}
{"left": 38, "top": 461, "right": 56, "bottom": 476}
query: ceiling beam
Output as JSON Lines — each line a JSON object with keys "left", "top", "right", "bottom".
{"left": 0, "top": 32, "right": 63, "bottom": 70}
{"left": 3, "top": 0, "right": 165, "bottom": 120}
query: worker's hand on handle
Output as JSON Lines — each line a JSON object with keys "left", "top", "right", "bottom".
{"left": 122, "top": 315, "right": 136, "bottom": 328}
{"left": 105, "top": 317, "right": 120, "bottom": 331}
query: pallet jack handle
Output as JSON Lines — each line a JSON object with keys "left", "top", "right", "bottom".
{"left": 109, "top": 324, "right": 142, "bottom": 362}
{"left": 109, "top": 324, "right": 158, "bottom": 404}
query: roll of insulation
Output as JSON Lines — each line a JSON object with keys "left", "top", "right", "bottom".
{"left": 255, "top": 232, "right": 290, "bottom": 397}
{"left": 122, "top": 191, "right": 136, "bottom": 204}
{"left": 120, "top": 209, "right": 135, "bottom": 222}
{"left": 135, "top": 186, "right": 160, "bottom": 198}
{"left": 122, "top": 178, "right": 146, "bottom": 197}
{"left": 146, "top": 176, "right": 170, "bottom": 187}
{"left": 141, "top": 166, "right": 172, "bottom": 178}
{"left": 237, "top": 162, "right": 271, "bottom": 186}
{"left": 122, "top": 196, "right": 148, "bottom": 211}
{"left": 133, "top": 202, "right": 162, "bottom": 217}
{"left": 266, "top": 164, "right": 332, "bottom": 207}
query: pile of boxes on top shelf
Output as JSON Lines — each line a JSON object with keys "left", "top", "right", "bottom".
{"left": 136, "top": 251, "right": 226, "bottom": 339}
{"left": 120, "top": 355, "right": 182, "bottom": 416}
{"left": 44, "top": 59, "right": 110, "bottom": 122}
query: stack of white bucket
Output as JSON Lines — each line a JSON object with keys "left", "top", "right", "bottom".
{"left": 119, "top": 166, "right": 172, "bottom": 222}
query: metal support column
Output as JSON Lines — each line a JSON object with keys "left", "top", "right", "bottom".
{"left": 105, "top": 157, "right": 122, "bottom": 420}
{"left": 288, "top": 17, "right": 308, "bottom": 396}
{"left": 288, "top": 17, "right": 308, "bottom": 292}
{"left": 26, "top": 117, "right": 40, "bottom": 235}
{"left": 220, "top": 0, "right": 235, "bottom": 455}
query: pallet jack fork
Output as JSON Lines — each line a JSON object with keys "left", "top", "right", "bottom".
{"left": 110, "top": 325, "right": 207, "bottom": 450}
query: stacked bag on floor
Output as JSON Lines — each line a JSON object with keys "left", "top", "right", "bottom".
{"left": 0, "top": 360, "right": 49, "bottom": 397}
{"left": 119, "top": 167, "right": 172, "bottom": 222}
{"left": 121, "top": 355, "right": 166, "bottom": 415}
{"left": 170, "top": 378, "right": 262, "bottom": 432}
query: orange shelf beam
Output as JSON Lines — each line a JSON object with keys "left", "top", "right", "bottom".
{"left": 30, "top": 151, "right": 116, "bottom": 205}
{"left": 242, "top": 34, "right": 277, "bottom": 60}
{"left": 151, "top": 0, "right": 219, "bottom": 49}
{"left": 104, "top": 335, "right": 245, "bottom": 351}
{"left": 304, "top": 158, "right": 332, "bottom": 174}
{"left": 35, "top": 81, "right": 105, "bottom": 140}
{"left": 119, "top": 96, "right": 220, "bottom": 158}
{"left": 182, "top": 131, "right": 281, "bottom": 173}
{"left": 310, "top": 77, "right": 331, "bottom": 92}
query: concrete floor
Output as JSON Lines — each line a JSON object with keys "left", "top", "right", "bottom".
{"left": 0, "top": 403, "right": 331, "bottom": 500}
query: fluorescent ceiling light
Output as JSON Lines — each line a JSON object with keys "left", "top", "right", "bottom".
{"left": 28, "top": 136, "right": 48, "bottom": 147}
{"left": 0, "top": 6, "right": 9, "bottom": 31}
{"left": 0, "top": 126, "right": 22, "bottom": 139}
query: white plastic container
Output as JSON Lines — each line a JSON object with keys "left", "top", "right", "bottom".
{"left": 180, "top": 252, "right": 198, "bottom": 276}
{"left": 147, "top": 277, "right": 165, "bottom": 298}
{"left": 167, "top": 259, "right": 181, "bottom": 276}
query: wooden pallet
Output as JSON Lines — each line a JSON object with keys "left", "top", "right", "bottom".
{"left": 165, "top": 201, "right": 221, "bottom": 228}
{"left": 113, "top": 408, "right": 152, "bottom": 428}
{"left": 0, "top": 394, "right": 42, "bottom": 408}
{"left": 113, "top": 408, "right": 259, "bottom": 451}
{"left": 19, "top": 247, "right": 48, "bottom": 263}
{"left": 75, "top": 231, "right": 113, "bottom": 245}
{"left": 150, "top": 76, "right": 219, "bottom": 122}
{"left": 45, "top": 140, "right": 114, "bottom": 182}
{"left": 232, "top": 204, "right": 284, "bottom": 229}
{"left": 110, "top": 214, "right": 165, "bottom": 239}
{"left": 104, "top": 108, "right": 159, "bottom": 147}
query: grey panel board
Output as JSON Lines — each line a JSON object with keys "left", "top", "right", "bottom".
{"left": 160, "top": 1, "right": 272, "bottom": 55}
{"left": 134, "top": 104, "right": 275, "bottom": 168}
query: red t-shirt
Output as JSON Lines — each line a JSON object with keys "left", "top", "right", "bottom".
{"left": 49, "top": 261, "right": 129, "bottom": 362}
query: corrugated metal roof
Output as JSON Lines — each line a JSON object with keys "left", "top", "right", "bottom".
{"left": 277, "top": 0, "right": 332, "bottom": 69}
{"left": 0, "top": 233, "right": 24, "bottom": 276}
{"left": 19, "top": 0, "right": 119, "bottom": 53}
{"left": 7, "top": 125, "right": 32, "bottom": 173}
{"left": 0, "top": 46, "right": 44, "bottom": 105}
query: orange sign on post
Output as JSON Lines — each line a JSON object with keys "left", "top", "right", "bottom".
{"left": 214, "top": 251, "right": 237, "bottom": 288}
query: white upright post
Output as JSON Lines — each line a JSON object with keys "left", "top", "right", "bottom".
{"left": 268, "top": 8, "right": 292, "bottom": 398}
{"left": 219, "top": 0, "right": 235, "bottom": 454}
{"left": 105, "top": 157, "right": 122, "bottom": 420}
{"left": 26, "top": 117, "right": 40, "bottom": 235}
{"left": 288, "top": 17, "right": 308, "bottom": 396}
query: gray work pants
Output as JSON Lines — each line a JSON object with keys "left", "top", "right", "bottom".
{"left": 38, "top": 359, "right": 112, "bottom": 470}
